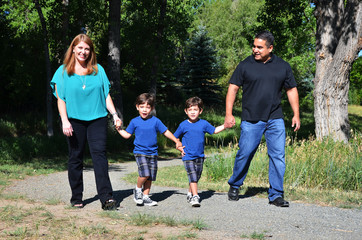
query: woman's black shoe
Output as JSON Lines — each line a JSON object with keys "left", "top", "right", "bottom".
{"left": 102, "top": 199, "right": 117, "bottom": 210}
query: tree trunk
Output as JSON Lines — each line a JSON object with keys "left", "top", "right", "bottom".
{"left": 149, "top": 0, "right": 167, "bottom": 97}
{"left": 34, "top": 0, "right": 53, "bottom": 137}
{"left": 108, "top": 0, "right": 123, "bottom": 119}
{"left": 313, "top": 0, "right": 362, "bottom": 142}
{"left": 61, "top": 0, "right": 70, "bottom": 58}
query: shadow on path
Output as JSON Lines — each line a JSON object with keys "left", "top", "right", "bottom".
{"left": 240, "top": 187, "right": 268, "bottom": 199}
{"left": 83, "top": 188, "right": 134, "bottom": 207}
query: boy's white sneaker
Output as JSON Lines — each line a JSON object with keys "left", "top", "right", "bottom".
{"left": 190, "top": 195, "right": 201, "bottom": 207}
{"left": 187, "top": 192, "right": 192, "bottom": 203}
{"left": 143, "top": 195, "right": 158, "bottom": 206}
{"left": 133, "top": 188, "right": 143, "bottom": 205}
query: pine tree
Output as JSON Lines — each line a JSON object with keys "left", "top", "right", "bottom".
{"left": 181, "top": 26, "right": 222, "bottom": 104}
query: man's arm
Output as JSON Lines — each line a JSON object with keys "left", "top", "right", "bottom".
{"left": 286, "top": 87, "right": 300, "bottom": 132}
{"left": 224, "top": 83, "right": 240, "bottom": 128}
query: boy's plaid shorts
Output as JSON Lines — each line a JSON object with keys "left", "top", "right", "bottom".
{"left": 183, "top": 157, "right": 205, "bottom": 183}
{"left": 134, "top": 154, "right": 158, "bottom": 181}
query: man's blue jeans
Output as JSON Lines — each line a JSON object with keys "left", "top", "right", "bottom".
{"left": 228, "top": 119, "right": 286, "bottom": 201}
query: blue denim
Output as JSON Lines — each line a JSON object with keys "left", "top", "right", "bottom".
{"left": 228, "top": 119, "right": 286, "bottom": 201}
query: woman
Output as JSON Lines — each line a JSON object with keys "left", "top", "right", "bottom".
{"left": 50, "top": 34, "right": 121, "bottom": 210}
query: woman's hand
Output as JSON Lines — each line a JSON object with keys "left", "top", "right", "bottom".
{"left": 113, "top": 114, "right": 122, "bottom": 130}
{"left": 62, "top": 120, "right": 73, "bottom": 137}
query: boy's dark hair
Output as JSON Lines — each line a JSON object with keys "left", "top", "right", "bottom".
{"left": 135, "top": 93, "right": 155, "bottom": 108}
{"left": 185, "top": 96, "right": 203, "bottom": 110}
{"left": 255, "top": 30, "right": 274, "bottom": 48}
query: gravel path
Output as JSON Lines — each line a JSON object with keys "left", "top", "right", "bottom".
{"left": 7, "top": 159, "right": 361, "bottom": 239}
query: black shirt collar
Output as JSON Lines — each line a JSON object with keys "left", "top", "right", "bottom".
{"left": 251, "top": 53, "right": 275, "bottom": 64}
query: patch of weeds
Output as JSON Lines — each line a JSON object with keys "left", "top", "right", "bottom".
{"left": 1, "top": 193, "right": 26, "bottom": 200}
{"left": 79, "top": 224, "right": 110, "bottom": 236}
{"left": 64, "top": 204, "right": 76, "bottom": 210}
{"left": 156, "top": 215, "right": 178, "bottom": 227}
{"left": 153, "top": 232, "right": 163, "bottom": 239}
{"left": 192, "top": 218, "right": 207, "bottom": 230}
{"left": 129, "top": 213, "right": 155, "bottom": 226}
{"left": 99, "top": 210, "right": 124, "bottom": 219}
{"left": 132, "top": 235, "right": 145, "bottom": 240}
{"left": 45, "top": 198, "right": 62, "bottom": 205}
{"left": 41, "top": 211, "right": 54, "bottom": 220}
{"left": 0, "top": 205, "right": 33, "bottom": 223}
{"left": 4, "top": 227, "right": 30, "bottom": 238}
{"left": 178, "top": 231, "right": 198, "bottom": 239}
{"left": 241, "top": 231, "right": 269, "bottom": 240}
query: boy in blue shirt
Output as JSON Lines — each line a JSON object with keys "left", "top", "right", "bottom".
{"left": 117, "top": 93, "right": 183, "bottom": 206}
{"left": 174, "top": 97, "right": 225, "bottom": 207}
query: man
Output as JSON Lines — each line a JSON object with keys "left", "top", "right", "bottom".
{"left": 224, "top": 30, "right": 300, "bottom": 207}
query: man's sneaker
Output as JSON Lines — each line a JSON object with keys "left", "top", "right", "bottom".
{"left": 133, "top": 189, "right": 143, "bottom": 205}
{"left": 190, "top": 195, "right": 201, "bottom": 207}
{"left": 228, "top": 186, "right": 239, "bottom": 201}
{"left": 143, "top": 195, "right": 158, "bottom": 206}
{"left": 186, "top": 192, "right": 192, "bottom": 203}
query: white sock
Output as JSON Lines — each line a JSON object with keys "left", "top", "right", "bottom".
{"left": 187, "top": 192, "right": 192, "bottom": 196}
{"left": 136, "top": 186, "right": 142, "bottom": 192}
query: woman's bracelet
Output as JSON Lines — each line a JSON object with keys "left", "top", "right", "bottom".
{"left": 111, "top": 112, "right": 117, "bottom": 116}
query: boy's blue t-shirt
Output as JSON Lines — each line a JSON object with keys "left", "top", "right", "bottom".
{"left": 126, "top": 116, "right": 168, "bottom": 156}
{"left": 50, "top": 64, "right": 110, "bottom": 121}
{"left": 174, "top": 119, "right": 215, "bottom": 161}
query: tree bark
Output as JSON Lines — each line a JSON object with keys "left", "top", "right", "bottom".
{"left": 34, "top": 0, "right": 53, "bottom": 137}
{"left": 313, "top": 0, "right": 362, "bottom": 142}
{"left": 108, "top": 0, "right": 123, "bottom": 119}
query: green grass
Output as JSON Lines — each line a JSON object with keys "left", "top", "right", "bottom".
{"left": 1, "top": 104, "right": 361, "bottom": 208}
{"left": 150, "top": 134, "right": 361, "bottom": 208}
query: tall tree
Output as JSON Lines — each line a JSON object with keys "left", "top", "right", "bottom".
{"left": 194, "top": 0, "right": 265, "bottom": 85}
{"left": 313, "top": 0, "right": 362, "bottom": 142}
{"left": 108, "top": 0, "right": 123, "bottom": 118}
{"left": 180, "top": 26, "right": 222, "bottom": 104}
{"left": 149, "top": 0, "right": 167, "bottom": 97}
{"left": 34, "top": 0, "right": 53, "bottom": 136}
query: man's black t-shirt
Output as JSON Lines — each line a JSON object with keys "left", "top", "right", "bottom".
{"left": 229, "top": 54, "right": 297, "bottom": 122}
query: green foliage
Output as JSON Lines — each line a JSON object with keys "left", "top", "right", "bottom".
{"left": 193, "top": 0, "right": 265, "bottom": 89}
{"left": 178, "top": 25, "right": 223, "bottom": 104}
{"left": 349, "top": 57, "right": 362, "bottom": 105}
{"left": 204, "top": 135, "right": 362, "bottom": 191}
{"left": 118, "top": 1, "right": 200, "bottom": 96}
{"left": 258, "top": 0, "right": 316, "bottom": 102}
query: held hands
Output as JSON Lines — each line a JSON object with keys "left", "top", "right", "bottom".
{"left": 176, "top": 140, "right": 185, "bottom": 157}
{"left": 113, "top": 114, "right": 122, "bottom": 130}
{"left": 224, "top": 114, "right": 236, "bottom": 129}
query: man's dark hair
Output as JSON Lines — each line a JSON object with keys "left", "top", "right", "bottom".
{"left": 135, "top": 93, "right": 155, "bottom": 108}
{"left": 255, "top": 30, "right": 274, "bottom": 47}
{"left": 185, "top": 96, "right": 204, "bottom": 110}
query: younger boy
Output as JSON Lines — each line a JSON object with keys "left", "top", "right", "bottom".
{"left": 117, "top": 93, "right": 183, "bottom": 206}
{"left": 174, "top": 97, "right": 225, "bottom": 207}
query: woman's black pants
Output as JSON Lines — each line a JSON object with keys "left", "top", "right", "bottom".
{"left": 66, "top": 117, "right": 113, "bottom": 205}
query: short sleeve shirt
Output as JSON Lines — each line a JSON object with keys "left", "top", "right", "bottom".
{"left": 126, "top": 116, "right": 168, "bottom": 156}
{"left": 174, "top": 119, "right": 215, "bottom": 161}
{"left": 229, "top": 54, "right": 297, "bottom": 121}
{"left": 50, "top": 64, "right": 110, "bottom": 121}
